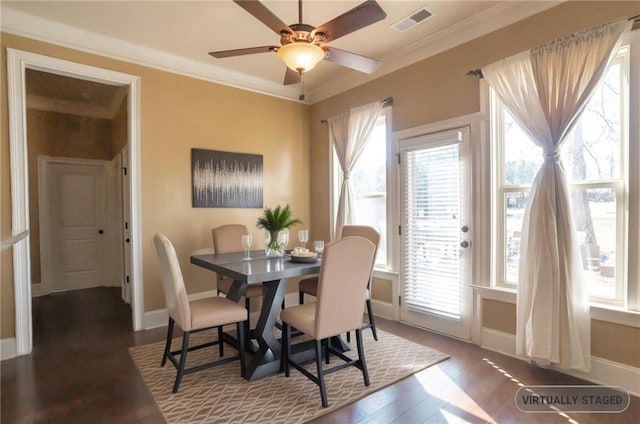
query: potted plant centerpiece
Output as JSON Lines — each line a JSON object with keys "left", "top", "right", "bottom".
{"left": 257, "top": 204, "right": 302, "bottom": 257}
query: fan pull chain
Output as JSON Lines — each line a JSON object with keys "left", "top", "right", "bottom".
{"left": 298, "top": 71, "right": 305, "bottom": 101}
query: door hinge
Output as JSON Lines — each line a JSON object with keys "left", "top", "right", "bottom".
{"left": 124, "top": 221, "right": 128, "bottom": 230}
{"left": 126, "top": 275, "right": 130, "bottom": 283}
{"left": 122, "top": 167, "right": 128, "bottom": 176}
{"left": 396, "top": 153, "right": 401, "bottom": 165}
{"left": 398, "top": 296, "right": 402, "bottom": 306}
{"left": 398, "top": 225, "right": 402, "bottom": 236}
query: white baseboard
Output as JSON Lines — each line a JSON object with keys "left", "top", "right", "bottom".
{"left": 480, "top": 328, "right": 640, "bottom": 396}
{"left": 370, "top": 299, "right": 393, "bottom": 320}
{"left": 0, "top": 338, "right": 17, "bottom": 361}
{"left": 565, "top": 356, "right": 640, "bottom": 397}
{"left": 143, "top": 308, "right": 169, "bottom": 330}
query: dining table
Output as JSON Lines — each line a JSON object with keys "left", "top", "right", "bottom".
{"left": 190, "top": 250, "right": 347, "bottom": 381}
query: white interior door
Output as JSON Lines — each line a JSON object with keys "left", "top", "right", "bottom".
{"left": 399, "top": 127, "right": 472, "bottom": 340}
{"left": 42, "top": 159, "right": 109, "bottom": 292}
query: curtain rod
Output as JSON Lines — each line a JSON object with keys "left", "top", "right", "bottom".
{"left": 320, "top": 97, "right": 393, "bottom": 124}
{"left": 467, "top": 14, "right": 640, "bottom": 79}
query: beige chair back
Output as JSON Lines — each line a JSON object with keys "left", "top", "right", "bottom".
{"left": 212, "top": 224, "right": 249, "bottom": 284}
{"left": 314, "top": 236, "right": 376, "bottom": 339}
{"left": 212, "top": 224, "right": 249, "bottom": 254}
{"left": 153, "top": 234, "right": 191, "bottom": 331}
{"left": 340, "top": 225, "right": 380, "bottom": 289}
{"left": 340, "top": 225, "right": 380, "bottom": 247}
{"left": 191, "top": 247, "right": 215, "bottom": 255}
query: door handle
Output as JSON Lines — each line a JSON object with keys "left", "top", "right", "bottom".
{"left": 98, "top": 229, "right": 104, "bottom": 234}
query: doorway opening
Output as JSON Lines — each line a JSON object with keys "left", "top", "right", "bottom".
{"left": 7, "top": 48, "right": 143, "bottom": 356}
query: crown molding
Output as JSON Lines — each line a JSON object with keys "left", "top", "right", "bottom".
{"left": 0, "top": 6, "right": 303, "bottom": 103}
{"left": 307, "top": 1, "right": 564, "bottom": 103}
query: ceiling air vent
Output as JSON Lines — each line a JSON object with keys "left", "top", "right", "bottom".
{"left": 391, "top": 7, "right": 433, "bottom": 32}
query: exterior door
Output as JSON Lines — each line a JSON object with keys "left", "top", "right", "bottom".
{"left": 43, "top": 160, "right": 108, "bottom": 292}
{"left": 399, "top": 127, "right": 472, "bottom": 340}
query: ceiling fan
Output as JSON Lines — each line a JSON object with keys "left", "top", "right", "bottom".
{"left": 209, "top": 0, "right": 387, "bottom": 90}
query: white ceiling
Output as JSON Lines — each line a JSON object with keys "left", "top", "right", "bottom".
{"left": 1, "top": 1, "right": 562, "bottom": 103}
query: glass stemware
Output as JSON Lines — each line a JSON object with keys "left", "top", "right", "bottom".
{"left": 242, "top": 234, "right": 253, "bottom": 261}
{"left": 277, "top": 230, "right": 289, "bottom": 250}
{"left": 298, "top": 229, "right": 309, "bottom": 249}
{"left": 313, "top": 240, "right": 324, "bottom": 256}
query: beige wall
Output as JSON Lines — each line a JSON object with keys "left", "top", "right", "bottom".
{"left": 309, "top": 1, "right": 640, "bottom": 368}
{"left": 112, "top": 97, "right": 128, "bottom": 156}
{"left": 1, "top": 33, "right": 310, "bottom": 339}
{"left": 482, "top": 299, "right": 517, "bottom": 334}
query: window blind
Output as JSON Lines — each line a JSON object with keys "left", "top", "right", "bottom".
{"left": 402, "top": 143, "right": 462, "bottom": 318}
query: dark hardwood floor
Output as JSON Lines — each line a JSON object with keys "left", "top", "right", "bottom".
{"left": 1, "top": 287, "right": 638, "bottom": 423}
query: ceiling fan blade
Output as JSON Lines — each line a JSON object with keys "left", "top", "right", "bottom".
{"left": 209, "top": 46, "right": 277, "bottom": 58}
{"left": 233, "top": 0, "right": 293, "bottom": 36}
{"left": 283, "top": 67, "right": 301, "bottom": 85}
{"left": 324, "top": 47, "right": 381, "bottom": 74}
{"left": 313, "top": 0, "right": 386, "bottom": 43}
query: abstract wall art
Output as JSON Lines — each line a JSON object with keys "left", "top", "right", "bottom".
{"left": 191, "top": 148, "right": 263, "bottom": 208}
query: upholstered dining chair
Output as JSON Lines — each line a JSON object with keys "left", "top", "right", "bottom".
{"left": 281, "top": 236, "right": 376, "bottom": 407}
{"left": 211, "top": 224, "right": 265, "bottom": 328}
{"left": 298, "top": 225, "right": 380, "bottom": 341}
{"left": 152, "top": 233, "right": 247, "bottom": 393}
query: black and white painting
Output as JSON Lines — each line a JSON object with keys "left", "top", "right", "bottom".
{"left": 191, "top": 148, "right": 263, "bottom": 208}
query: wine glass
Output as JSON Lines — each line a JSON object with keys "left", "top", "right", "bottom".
{"left": 277, "top": 230, "right": 289, "bottom": 250}
{"left": 242, "top": 234, "right": 253, "bottom": 261}
{"left": 298, "top": 229, "right": 309, "bottom": 249}
{"left": 313, "top": 240, "right": 324, "bottom": 257}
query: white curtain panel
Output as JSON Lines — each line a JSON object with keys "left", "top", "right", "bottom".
{"left": 328, "top": 101, "right": 383, "bottom": 238}
{"left": 482, "top": 19, "right": 630, "bottom": 371}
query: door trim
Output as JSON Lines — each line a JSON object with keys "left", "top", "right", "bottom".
{"left": 392, "top": 110, "right": 488, "bottom": 343}
{"left": 7, "top": 48, "right": 143, "bottom": 356}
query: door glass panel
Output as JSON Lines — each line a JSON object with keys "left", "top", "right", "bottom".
{"left": 403, "top": 144, "right": 461, "bottom": 318}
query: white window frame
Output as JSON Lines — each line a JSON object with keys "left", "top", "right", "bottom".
{"left": 329, "top": 107, "right": 395, "bottom": 272}
{"left": 486, "top": 31, "right": 640, "bottom": 314}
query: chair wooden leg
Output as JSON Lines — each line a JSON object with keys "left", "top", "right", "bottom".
{"left": 161, "top": 318, "right": 175, "bottom": 367}
{"left": 217, "top": 326, "right": 224, "bottom": 357}
{"left": 236, "top": 321, "right": 246, "bottom": 378}
{"left": 366, "top": 298, "right": 378, "bottom": 341}
{"left": 282, "top": 322, "right": 291, "bottom": 377}
{"left": 355, "top": 329, "right": 370, "bottom": 386}
{"left": 315, "top": 339, "right": 328, "bottom": 407}
{"left": 173, "top": 331, "right": 190, "bottom": 393}
{"left": 299, "top": 291, "right": 304, "bottom": 305}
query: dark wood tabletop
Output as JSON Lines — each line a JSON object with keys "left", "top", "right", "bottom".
{"left": 190, "top": 250, "right": 322, "bottom": 380}
{"left": 190, "top": 251, "right": 321, "bottom": 285}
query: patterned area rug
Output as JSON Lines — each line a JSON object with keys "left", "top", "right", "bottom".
{"left": 129, "top": 328, "right": 448, "bottom": 423}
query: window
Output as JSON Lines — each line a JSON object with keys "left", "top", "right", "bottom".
{"left": 332, "top": 110, "right": 391, "bottom": 269}
{"left": 490, "top": 36, "right": 639, "bottom": 308}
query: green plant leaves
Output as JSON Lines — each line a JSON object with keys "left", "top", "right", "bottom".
{"left": 256, "top": 203, "right": 302, "bottom": 231}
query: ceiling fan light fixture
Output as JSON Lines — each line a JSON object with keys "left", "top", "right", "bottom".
{"left": 277, "top": 42, "right": 324, "bottom": 73}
